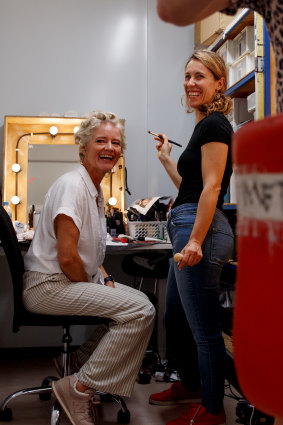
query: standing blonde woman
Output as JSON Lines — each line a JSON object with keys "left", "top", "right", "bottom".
{"left": 149, "top": 51, "right": 234, "bottom": 425}
{"left": 23, "top": 111, "right": 155, "bottom": 425}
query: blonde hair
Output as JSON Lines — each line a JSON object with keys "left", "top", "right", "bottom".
{"left": 75, "top": 111, "right": 126, "bottom": 163}
{"left": 184, "top": 50, "right": 232, "bottom": 116}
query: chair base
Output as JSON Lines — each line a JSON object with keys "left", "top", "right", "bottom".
{"left": 96, "top": 391, "right": 131, "bottom": 424}
{"left": 0, "top": 382, "right": 131, "bottom": 424}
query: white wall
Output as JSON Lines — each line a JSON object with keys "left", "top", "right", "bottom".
{"left": 0, "top": 0, "right": 195, "bottom": 347}
{"left": 0, "top": 0, "right": 194, "bottom": 205}
{"left": 146, "top": 1, "right": 195, "bottom": 197}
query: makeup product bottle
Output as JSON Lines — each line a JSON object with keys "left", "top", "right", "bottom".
{"left": 28, "top": 204, "right": 35, "bottom": 229}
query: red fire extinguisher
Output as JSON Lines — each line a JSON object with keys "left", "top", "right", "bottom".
{"left": 232, "top": 113, "right": 283, "bottom": 418}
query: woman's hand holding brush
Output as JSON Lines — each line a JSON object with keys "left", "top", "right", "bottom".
{"left": 174, "top": 241, "right": 203, "bottom": 269}
{"left": 174, "top": 253, "right": 183, "bottom": 262}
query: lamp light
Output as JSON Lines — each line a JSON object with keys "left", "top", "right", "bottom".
{"left": 108, "top": 197, "right": 118, "bottom": 206}
{"left": 11, "top": 195, "right": 20, "bottom": 205}
{"left": 73, "top": 126, "right": 79, "bottom": 134}
{"left": 49, "top": 126, "right": 58, "bottom": 136}
{"left": 12, "top": 163, "right": 21, "bottom": 173}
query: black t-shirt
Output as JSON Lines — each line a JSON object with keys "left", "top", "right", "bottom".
{"left": 172, "top": 112, "right": 233, "bottom": 210}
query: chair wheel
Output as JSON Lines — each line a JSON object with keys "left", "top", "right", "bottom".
{"left": 0, "top": 407, "right": 12, "bottom": 421}
{"left": 117, "top": 409, "right": 130, "bottom": 424}
{"left": 39, "top": 376, "right": 57, "bottom": 401}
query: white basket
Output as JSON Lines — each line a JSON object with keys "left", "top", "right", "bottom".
{"left": 227, "top": 98, "right": 254, "bottom": 127}
{"left": 127, "top": 221, "right": 169, "bottom": 241}
{"left": 233, "top": 26, "right": 255, "bottom": 60}
{"left": 217, "top": 40, "right": 234, "bottom": 65}
{"left": 229, "top": 51, "right": 255, "bottom": 86}
{"left": 247, "top": 91, "right": 256, "bottom": 112}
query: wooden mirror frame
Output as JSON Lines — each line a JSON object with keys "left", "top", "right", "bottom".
{"left": 2, "top": 116, "right": 125, "bottom": 223}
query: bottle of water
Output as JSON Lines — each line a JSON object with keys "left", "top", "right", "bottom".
{"left": 3, "top": 201, "right": 12, "bottom": 220}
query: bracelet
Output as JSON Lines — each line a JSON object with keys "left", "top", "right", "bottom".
{"left": 104, "top": 275, "right": 114, "bottom": 284}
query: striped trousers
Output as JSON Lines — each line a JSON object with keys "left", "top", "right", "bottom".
{"left": 23, "top": 271, "right": 155, "bottom": 397}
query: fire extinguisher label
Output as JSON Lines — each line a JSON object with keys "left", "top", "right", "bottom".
{"left": 236, "top": 172, "right": 283, "bottom": 221}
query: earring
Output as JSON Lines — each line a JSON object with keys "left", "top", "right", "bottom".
{"left": 215, "top": 92, "right": 221, "bottom": 100}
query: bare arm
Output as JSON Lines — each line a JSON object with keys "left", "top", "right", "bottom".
{"left": 157, "top": 0, "right": 230, "bottom": 26}
{"left": 177, "top": 142, "right": 228, "bottom": 269}
{"left": 156, "top": 134, "right": 182, "bottom": 189}
{"left": 54, "top": 214, "right": 89, "bottom": 282}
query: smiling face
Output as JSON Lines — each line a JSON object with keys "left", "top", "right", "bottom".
{"left": 82, "top": 121, "right": 122, "bottom": 187}
{"left": 184, "top": 59, "right": 224, "bottom": 120}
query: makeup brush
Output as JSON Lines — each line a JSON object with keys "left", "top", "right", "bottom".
{"left": 147, "top": 130, "right": 182, "bottom": 147}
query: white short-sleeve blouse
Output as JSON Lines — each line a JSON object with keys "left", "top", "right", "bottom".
{"left": 24, "top": 165, "right": 107, "bottom": 284}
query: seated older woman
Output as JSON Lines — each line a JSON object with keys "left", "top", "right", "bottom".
{"left": 22, "top": 111, "right": 155, "bottom": 425}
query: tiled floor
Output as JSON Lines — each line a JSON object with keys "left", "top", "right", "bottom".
{"left": 0, "top": 356, "right": 241, "bottom": 425}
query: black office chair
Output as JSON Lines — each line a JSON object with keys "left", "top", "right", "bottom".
{"left": 0, "top": 205, "right": 130, "bottom": 424}
{"left": 121, "top": 252, "right": 170, "bottom": 384}
{"left": 121, "top": 251, "right": 170, "bottom": 293}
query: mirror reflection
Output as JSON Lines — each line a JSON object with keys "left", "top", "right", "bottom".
{"left": 3, "top": 116, "right": 126, "bottom": 224}
{"left": 27, "top": 144, "right": 79, "bottom": 211}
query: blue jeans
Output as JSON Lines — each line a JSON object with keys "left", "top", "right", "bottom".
{"left": 166, "top": 203, "right": 234, "bottom": 414}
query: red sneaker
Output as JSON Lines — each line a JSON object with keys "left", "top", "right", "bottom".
{"left": 166, "top": 403, "right": 226, "bottom": 425}
{"left": 149, "top": 382, "right": 201, "bottom": 405}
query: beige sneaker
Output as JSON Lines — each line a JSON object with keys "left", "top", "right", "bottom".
{"left": 52, "top": 374, "right": 96, "bottom": 425}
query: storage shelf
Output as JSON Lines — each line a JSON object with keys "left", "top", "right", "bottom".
{"left": 211, "top": 9, "right": 254, "bottom": 52}
{"left": 226, "top": 70, "right": 255, "bottom": 97}
{"left": 208, "top": 10, "right": 256, "bottom": 99}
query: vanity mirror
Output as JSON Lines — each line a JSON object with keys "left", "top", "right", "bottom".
{"left": 2, "top": 116, "right": 125, "bottom": 224}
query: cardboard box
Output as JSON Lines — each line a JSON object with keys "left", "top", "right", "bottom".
{"left": 195, "top": 12, "right": 236, "bottom": 46}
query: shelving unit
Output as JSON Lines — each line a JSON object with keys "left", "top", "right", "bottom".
{"left": 196, "top": 8, "right": 274, "bottom": 122}
{"left": 213, "top": 11, "right": 258, "bottom": 120}
{"left": 225, "top": 70, "right": 255, "bottom": 98}
{"left": 212, "top": 10, "right": 269, "bottom": 122}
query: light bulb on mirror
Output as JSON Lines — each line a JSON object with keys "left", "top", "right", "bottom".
{"left": 49, "top": 126, "right": 58, "bottom": 136}
{"left": 11, "top": 195, "right": 20, "bottom": 205}
{"left": 108, "top": 197, "right": 117, "bottom": 206}
{"left": 12, "top": 163, "right": 21, "bottom": 173}
{"left": 73, "top": 126, "right": 79, "bottom": 133}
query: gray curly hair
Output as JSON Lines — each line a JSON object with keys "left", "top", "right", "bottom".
{"left": 75, "top": 111, "right": 126, "bottom": 163}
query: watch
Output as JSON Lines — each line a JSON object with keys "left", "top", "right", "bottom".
{"left": 104, "top": 275, "right": 114, "bottom": 284}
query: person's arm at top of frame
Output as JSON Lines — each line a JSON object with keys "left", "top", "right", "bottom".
{"left": 155, "top": 133, "right": 182, "bottom": 189}
{"left": 54, "top": 214, "right": 89, "bottom": 282}
{"left": 157, "top": 0, "right": 230, "bottom": 26}
{"left": 177, "top": 141, "right": 228, "bottom": 269}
